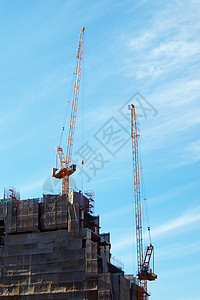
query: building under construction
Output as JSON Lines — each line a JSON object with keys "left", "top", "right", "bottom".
{"left": 0, "top": 191, "right": 138, "bottom": 299}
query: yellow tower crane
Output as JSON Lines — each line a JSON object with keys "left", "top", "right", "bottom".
{"left": 52, "top": 27, "right": 85, "bottom": 195}
{"left": 130, "top": 104, "right": 157, "bottom": 300}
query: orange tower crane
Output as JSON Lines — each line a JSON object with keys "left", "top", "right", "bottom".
{"left": 52, "top": 27, "right": 85, "bottom": 195}
{"left": 130, "top": 104, "right": 157, "bottom": 300}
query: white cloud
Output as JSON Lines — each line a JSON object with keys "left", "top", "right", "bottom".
{"left": 114, "top": 2, "right": 200, "bottom": 172}
{"left": 185, "top": 139, "right": 200, "bottom": 163}
{"left": 149, "top": 180, "right": 200, "bottom": 205}
{"left": 19, "top": 178, "right": 45, "bottom": 195}
{"left": 156, "top": 240, "right": 200, "bottom": 261}
{"left": 168, "top": 138, "right": 200, "bottom": 168}
{"left": 101, "top": 203, "right": 133, "bottom": 221}
{"left": 112, "top": 205, "right": 200, "bottom": 251}
{"left": 122, "top": 0, "right": 200, "bottom": 80}
{"left": 161, "top": 262, "right": 200, "bottom": 280}
{"left": 151, "top": 207, "right": 200, "bottom": 237}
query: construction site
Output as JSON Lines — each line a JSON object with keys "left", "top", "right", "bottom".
{"left": 0, "top": 28, "right": 157, "bottom": 299}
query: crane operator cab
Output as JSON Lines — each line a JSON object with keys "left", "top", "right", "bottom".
{"left": 138, "top": 265, "right": 157, "bottom": 281}
{"left": 52, "top": 164, "right": 76, "bottom": 179}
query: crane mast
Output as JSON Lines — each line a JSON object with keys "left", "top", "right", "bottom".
{"left": 130, "top": 104, "right": 157, "bottom": 300}
{"left": 52, "top": 27, "right": 85, "bottom": 195}
{"left": 131, "top": 104, "right": 146, "bottom": 299}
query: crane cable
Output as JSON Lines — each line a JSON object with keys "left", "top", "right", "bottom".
{"left": 138, "top": 137, "right": 152, "bottom": 246}
{"left": 56, "top": 58, "right": 77, "bottom": 169}
{"left": 81, "top": 46, "right": 85, "bottom": 194}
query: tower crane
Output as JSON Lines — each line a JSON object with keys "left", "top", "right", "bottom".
{"left": 130, "top": 104, "right": 157, "bottom": 300}
{"left": 52, "top": 27, "right": 85, "bottom": 195}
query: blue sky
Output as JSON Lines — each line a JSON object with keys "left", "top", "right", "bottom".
{"left": 0, "top": 0, "right": 200, "bottom": 299}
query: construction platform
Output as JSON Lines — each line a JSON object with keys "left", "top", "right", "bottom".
{"left": 0, "top": 192, "right": 138, "bottom": 299}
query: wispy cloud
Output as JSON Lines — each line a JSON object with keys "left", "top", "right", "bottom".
{"left": 156, "top": 240, "right": 200, "bottom": 261}
{"left": 161, "top": 262, "right": 200, "bottom": 280}
{"left": 151, "top": 206, "right": 200, "bottom": 237}
{"left": 182, "top": 139, "right": 200, "bottom": 165}
{"left": 112, "top": 205, "right": 200, "bottom": 251}
{"left": 123, "top": 1, "right": 200, "bottom": 80}
{"left": 101, "top": 203, "right": 133, "bottom": 221}
{"left": 149, "top": 180, "right": 200, "bottom": 205}
{"left": 116, "top": 0, "right": 200, "bottom": 173}
{"left": 18, "top": 178, "right": 45, "bottom": 195}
